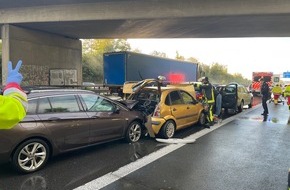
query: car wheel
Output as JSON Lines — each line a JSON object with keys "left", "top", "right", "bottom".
{"left": 198, "top": 111, "right": 206, "bottom": 125}
{"left": 12, "top": 139, "right": 49, "bottom": 174}
{"left": 160, "top": 120, "right": 175, "bottom": 139}
{"left": 238, "top": 101, "right": 244, "bottom": 112}
{"left": 125, "top": 121, "right": 142, "bottom": 143}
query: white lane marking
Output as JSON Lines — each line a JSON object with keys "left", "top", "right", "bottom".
{"left": 75, "top": 105, "right": 261, "bottom": 190}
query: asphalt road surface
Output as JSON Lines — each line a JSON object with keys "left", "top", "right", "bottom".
{"left": 1, "top": 97, "right": 280, "bottom": 190}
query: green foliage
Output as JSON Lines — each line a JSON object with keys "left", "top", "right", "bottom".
{"left": 187, "top": 57, "right": 199, "bottom": 63}
{"left": 199, "top": 62, "right": 251, "bottom": 86}
{"left": 175, "top": 51, "right": 185, "bottom": 60}
{"left": 81, "top": 39, "right": 250, "bottom": 86}
{"left": 82, "top": 54, "right": 103, "bottom": 83}
{"left": 150, "top": 50, "right": 167, "bottom": 58}
{"left": 82, "top": 39, "right": 131, "bottom": 83}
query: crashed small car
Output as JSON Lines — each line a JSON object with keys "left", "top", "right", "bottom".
{"left": 121, "top": 78, "right": 206, "bottom": 139}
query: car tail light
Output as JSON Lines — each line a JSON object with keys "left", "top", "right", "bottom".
{"left": 153, "top": 104, "right": 161, "bottom": 117}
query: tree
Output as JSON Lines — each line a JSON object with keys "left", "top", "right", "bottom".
{"left": 187, "top": 57, "right": 199, "bottom": 63}
{"left": 82, "top": 54, "right": 103, "bottom": 83}
{"left": 175, "top": 51, "right": 185, "bottom": 60}
{"left": 82, "top": 39, "right": 131, "bottom": 83}
{"left": 150, "top": 50, "right": 167, "bottom": 58}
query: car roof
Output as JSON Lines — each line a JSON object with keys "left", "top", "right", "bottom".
{"left": 142, "top": 85, "right": 196, "bottom": 98}
{"left": 27, "top": 88, "right": 95, "bottom": 99}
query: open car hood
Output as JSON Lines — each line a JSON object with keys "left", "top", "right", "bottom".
{"left": 123, "top": 78, "right": 162, "bottom": 98}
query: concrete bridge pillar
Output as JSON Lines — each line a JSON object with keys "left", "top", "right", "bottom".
{"left": 1, "top": 24, "right": 82, "bottom": 86}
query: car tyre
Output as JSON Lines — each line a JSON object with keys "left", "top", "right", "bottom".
{"left": 12, "top": 139, "right": 50, "bottom": 174}
{"left": 125, "top": 121, "right": 142, "bottom": 143}
{"left": 198, "top": 111, "right": 206, "bottom": 125}
{"left": 160, "top": 120, "right": 175, "bottom": 139}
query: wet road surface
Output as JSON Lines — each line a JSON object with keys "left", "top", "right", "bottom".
{"left": 3, "top": 97, "right": 287, "bottom": 190}
{"left": 81, "top": 99, "right": 290, "bottom": 190}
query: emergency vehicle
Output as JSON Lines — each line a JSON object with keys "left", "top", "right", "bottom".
{"left": 250, "top": 72, "right": 273, "bottom": 96}
{"left": 272, "top": 74, "right": 281, "bottom": 86}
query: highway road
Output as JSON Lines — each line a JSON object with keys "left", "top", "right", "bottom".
{"left": 4, "top": 97, "right": 287, "bottom": 190}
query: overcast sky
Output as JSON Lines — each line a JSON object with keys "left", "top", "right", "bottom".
{"left": 127, "top": 38, "right": 290, "bottom": 80}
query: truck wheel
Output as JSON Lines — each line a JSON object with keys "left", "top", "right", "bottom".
{"left": 125, "top": 121, "right": 142, "bottom": 143}
{"left": 12, "top": 139, "right": 50, "bottom": 174}
{"left": 160, "top": 120, "right": 175, "bottom": 139}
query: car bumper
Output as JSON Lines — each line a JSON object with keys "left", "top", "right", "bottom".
{"left": 151, "top": 117, "right": 166, "bottom": 135}
{"left": 0, "top": 151, "right": 10, "bottom": 164}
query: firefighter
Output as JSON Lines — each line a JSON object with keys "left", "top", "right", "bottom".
{"left": 272, "top": 84, "right": 283, "bottom": 105}
{"left": 199, "top": 76, "right": 215, "bottom": 127}
{"left": 0, "top": 60, "right": 28, "bottom": 129}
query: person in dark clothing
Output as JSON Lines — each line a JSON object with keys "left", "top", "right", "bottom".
{"left": 199, "top": 76, "right": 215, "bottom": 127}
{"left": 260, "top": 78, "right": 270, "bottom": 115}
{"left": 214, "top": 87, "right": 222, "bottom": 120}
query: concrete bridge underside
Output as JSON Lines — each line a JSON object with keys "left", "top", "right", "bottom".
{"left": 1, "top": 0, "right": 290, "bottom": 84}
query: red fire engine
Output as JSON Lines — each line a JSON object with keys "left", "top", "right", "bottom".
{"left": 250, "top": 72, "right": 273, "bottom": 96}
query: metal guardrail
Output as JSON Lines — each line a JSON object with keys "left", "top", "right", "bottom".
{"left": 17, "top": 85, "right": 111, "bottom": 94}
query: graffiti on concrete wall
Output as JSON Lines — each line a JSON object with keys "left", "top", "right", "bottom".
{"left": 21, "top": 65, "right": 49, "bottom": 86}
{"left": 50, "top": 69, "right": 77, "bottom": 85}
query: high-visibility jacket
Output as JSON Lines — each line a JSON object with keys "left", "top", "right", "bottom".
{"left": 200, "top": 82, "right": 215, "bottom": 104}
{"left": 0, "top": 83, "right": 27, "bottom": 129}
{"left": 272, "top": 85, "right": 283, "bottom": 95}
{"left": 284, "top": 85, "right": 290, "bottom": 97}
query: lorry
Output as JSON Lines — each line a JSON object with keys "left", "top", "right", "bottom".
{"left": 250, "top": 72, "right": 273, "bottom": 96}
{"left": 103, "top": 51, "right": 202, "bottom": 94}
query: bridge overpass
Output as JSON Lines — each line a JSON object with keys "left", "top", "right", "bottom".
{"left": 1, "top": 0, "right": 290, "bottom": 84}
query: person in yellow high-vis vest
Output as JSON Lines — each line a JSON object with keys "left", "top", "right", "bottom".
{"left": 284, "top": 84, "right": 290, "bottom": 124}
{"left": 199, "top": 76, "right": 215, "bottom": 128}
{"left": 0, "top": 60, "right": 28, "bottom": 129}
{"left": 272, "top": 84, "right": 283, "bottom": 105}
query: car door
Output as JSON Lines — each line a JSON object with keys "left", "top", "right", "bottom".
{"left": 36, "top": 95, "right": 90, "bottom": 151}
{"left": 221, "top": 84, "right": 238, "bottom": 111}
{"left": 167, "top": 90, "right": 188, "bottom": 128}
{"left": 179, "top": 90, "right": 200, "bottom": 125}
{"left": 240, "top": 86, "right": 251, "bottom": 105}
{"left": 80, "top": 94, "right": 127, "bottom": 143}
